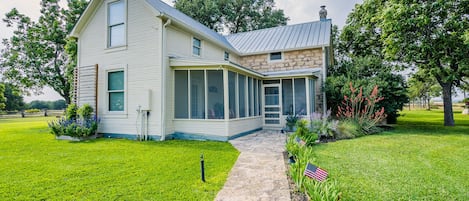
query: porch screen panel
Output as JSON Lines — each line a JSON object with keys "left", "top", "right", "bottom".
{"left": 207, "top": 70, "right": 224, "bottom": 119}
{"left": 282, "top": 79, "right": 293, "bottom": 115}
{"left": 254, "top": 78, "right": 258, "bottom": 116}
{"left": 174, "top": 70, "right": 188, "bottom": 118}
{"left": 228, "top": 71, "right": 237, "bottom": 119}
{"left": 238, "top": 74, "right": 246, "bottom": 118}
{"left": 295, "top": 78, "right": 307, "bottom": 115}
{"left": 190, "top": 70, "right": 205, "bottom": 119}
{"left": 258, "top": 80, "right": 262, "bottom": 115}
{"left": 248, "top": 77, "right": 253, "bottom": 116}
{"left": 309, "top": 79, "right": 315, "bottom": 114}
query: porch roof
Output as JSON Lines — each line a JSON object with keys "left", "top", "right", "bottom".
{"left": 169, "top": 57, "right": 320, "bottom": 79}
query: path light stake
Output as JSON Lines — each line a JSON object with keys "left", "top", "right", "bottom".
{"left": 200, "top": 154, "right": 205, "bottom": 182}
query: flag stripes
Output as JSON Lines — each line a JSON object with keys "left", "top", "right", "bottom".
{"left": 304, "top": 163, "right": 328, "bottom": 182}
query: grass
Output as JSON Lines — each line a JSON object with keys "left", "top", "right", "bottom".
{"left": 0, "top": 117, "right": 239, "bottom": 200}
{"left": 311, "top": 109, "right": 469, "bottom": 200}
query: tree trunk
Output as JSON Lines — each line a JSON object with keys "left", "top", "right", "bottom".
{"left": 427, "top": 97, "right": 431, "bottom": 110}
{"left": 441, "top": 83, "right": 455, "bottom": 126}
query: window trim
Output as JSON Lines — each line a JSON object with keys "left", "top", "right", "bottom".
{"left": 106, "top": 0, "right": 127, "bottom": 49}
{"left": 105, "top": 65, "right": 128, "bottom": 116}
{"left": 192, "top": 37, "right": 202, "bottom": 57}
{"left": 269, "top": 52, "right": 283, "bottom": 62}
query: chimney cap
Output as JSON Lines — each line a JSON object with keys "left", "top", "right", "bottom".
{"left": 319, "top": 5, "right": 327, "bottom": 21}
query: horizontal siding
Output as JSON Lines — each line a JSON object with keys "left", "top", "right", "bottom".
{"left": 78, "top": 0, "right": 163, "bottom": 136}
{"left": 173, "top": 120, "right": 228, "bottom": 137}
{"left": 228, "top": 117, "right": 263, "bottom": 136}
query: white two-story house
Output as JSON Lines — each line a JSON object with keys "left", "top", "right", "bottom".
{"left": 70, "top": 0, "right": 332, "bottom": 141}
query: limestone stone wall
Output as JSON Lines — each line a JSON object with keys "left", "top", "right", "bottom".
{"left": 239, "top": 48, "right": 323, "bottom": 73}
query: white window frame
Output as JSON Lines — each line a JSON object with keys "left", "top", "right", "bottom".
{"left": 192, "top": 37, "right": 202, "bottom": 57}
{"left": 106, "top": 0, "right": 127, "bottom": 49}
{"left": 105, "top": 65, "right": 128, "bottom": 116}
{"left": 269, "top": 52, "right": 283, "bottom": 62}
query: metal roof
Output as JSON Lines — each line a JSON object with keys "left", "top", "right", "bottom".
{"left": 145, "top": 0, "right": 237, "bottom": 52}
{"left": 225, "top": 20, "right": 332, "bottom": 55}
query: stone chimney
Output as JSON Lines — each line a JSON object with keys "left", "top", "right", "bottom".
{"left": 319, "top": 5, "right": 327, "bottom": 21}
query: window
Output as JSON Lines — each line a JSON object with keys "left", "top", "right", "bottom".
{"left": 108, "top": 0, "right": 125, "bottom": 47}
{"left": 207, "top": 70, "right": 224, "bottom": 119}
{"left": 282, "top": 79, "right": 293, "bottom": 115}
{"left": 238, "top": 74, "right": 246, "bottom": 118}
{"left": 108, "top": 70, "right": 125, "bottom": 111}
{"left": 175, "top": 71, "right": 188, "bottom": 118}
{"left": 309, "top": 79, "right": 315, "bottom": 114}
{"left": 228, "top": 71, "right": 237, "bottom": 119}
{"left": 269, "top": 52, "right": 282, "bottom": 61}
{"left": 192, "top": 37, "right": 201, "bottom": 56}
{"left": 294, "top": 78, "right": 307, "bottom": 115}
{"left": 190, "top": 70, "right": 205, "bottom": 119}
{"left": 282, "top": 78, "right": 307, "bottom": 115}
{"left": 248, "top": 77, "right": 253, "bottom": 116}
{"left": 224, "top": 51, "right": 229, "bottom": 61}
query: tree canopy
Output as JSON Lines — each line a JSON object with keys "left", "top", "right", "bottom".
{"left": 1, "top": 83, "right": 26, "bottom": 111}
{"left": 0, "top": 84, "right": 6, "bottom": 111}
{"left": 0, "top": 0, "right": 88, "bottom": 104}
{"left": 380, "top": 0, "right": 469, "bottom": 126}
{"left": 174, "top": 0, "right": 289, "bottom": 33}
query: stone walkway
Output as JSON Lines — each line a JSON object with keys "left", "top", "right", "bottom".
{"left": 215, "top": 130, "right": 291, "bottom": 201}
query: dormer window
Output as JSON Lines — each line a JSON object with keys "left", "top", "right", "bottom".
{"left": 224, "top": 51, "right": 229, "bottom": 61}
{"left": 269, "top": 52, "right": 282, "bottom": 61}
{"left": 192, "top": 37, "right": 201, "bottom": 56}
{"left": 107, "top": 0, "right": 126, "bottom": 48}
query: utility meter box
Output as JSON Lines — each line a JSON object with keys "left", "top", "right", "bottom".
{"left": 139, "top": 89, "right": 152, "bottom": 111}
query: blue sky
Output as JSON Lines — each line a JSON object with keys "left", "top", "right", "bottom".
{"left": 0, "top": 0, "right": 363, "bottom": 102}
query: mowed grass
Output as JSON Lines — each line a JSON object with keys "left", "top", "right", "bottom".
{"left": 312, "top": 109, "right": 469, "bottom": 200}
{"left": 0, "top": 117, "right": 239, "bottom": 200}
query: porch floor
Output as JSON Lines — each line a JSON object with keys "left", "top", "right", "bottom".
{"left": 215, "top": 130, "right": 291, "bottom": 201}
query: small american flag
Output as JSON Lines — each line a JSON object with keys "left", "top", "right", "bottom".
{"left": 304, "top": 163, "right": 328, "bottom": 182}
{"left": 295, "top": 137, "right": 306, "bottom": 146}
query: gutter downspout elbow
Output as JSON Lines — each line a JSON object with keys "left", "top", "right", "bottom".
{"left": 160, "top": 18, "right": 171, "bottom": 141}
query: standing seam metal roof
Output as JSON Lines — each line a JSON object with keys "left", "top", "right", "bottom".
{"left": 145, "top": 0, "right": 332, "bottom": 55}
{"left": 225, "top": 20, "right": 332, "bottom": 55}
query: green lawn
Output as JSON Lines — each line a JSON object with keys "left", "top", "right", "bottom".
{"left": 312, "top": 110, "right": 469, "bottom": 200}
{"left": 0, "top": 117, "right": 239, "bottom": 200}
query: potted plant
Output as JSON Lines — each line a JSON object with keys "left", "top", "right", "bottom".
{"left": 285, "top": 113, "right": 299, "bottom": 132}
{"left": 48, "top": 104, "right": 100, "bottom": 141}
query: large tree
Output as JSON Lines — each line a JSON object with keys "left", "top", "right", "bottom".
{"left": 0, "top": 84, "right": 5, "bottom": 111}
{"left": 327, "top": 0, "right": 408, "bottom": 123}
{"left": 380, "top": 0, "right": 469, "bottom": 126}
{"left": 174, "top": 0, "right": 289, "bottom": 33}
{"left": 1, "top": 83, "right": 26, "bottom": 111}
{"left": 0, "top": 0, "right": 88, "bottom": 104}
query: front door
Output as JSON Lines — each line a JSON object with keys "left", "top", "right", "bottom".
{"left": 263, "top": 84, "right": 282, "bottom": 128}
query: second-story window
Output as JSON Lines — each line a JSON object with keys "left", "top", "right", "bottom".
{"left": 224, "top": 51, "right": 229, "bottom": 61}
{"left": 193, "top": 37, "right": 201, "bottom": 56}
{"left": 269, "top": 52, "right": 282, "bottom": 61}
{"left": 108, "top": 0, "right": 125, "bottom": 48}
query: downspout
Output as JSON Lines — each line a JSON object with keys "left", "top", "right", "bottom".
{"left": 160, "top": 16, "right": 171, "bottom": 141}
{"left": 322, "top": 46, "right": 327, "bottom": 114}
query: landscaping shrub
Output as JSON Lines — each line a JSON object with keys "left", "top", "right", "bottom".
{"left": 49, "top": 104, "right": 99, "bottom": 137}
{"left": 336, "top": 120, "right": 360, "bottom": 139}
{"left": 77, "top": 103, "right": 93, "bottom": 119}
{"left": 65, "top": 103, "right": 78, "bottom": 120}
{"left": 310, "top": 110, "right": 338, "bottom": 142}
{"left": 296, "top": 119, "right": 318, "bottom": 146}
{"left": 25, "top": 108, "right": 41, "bottom": 113}
{"left": 337, "top": 83, "right": 386, "bottom": 134}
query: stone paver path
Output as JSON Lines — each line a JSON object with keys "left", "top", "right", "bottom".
{"left": 215, "top": 130, "right": 291, "bottom": 201}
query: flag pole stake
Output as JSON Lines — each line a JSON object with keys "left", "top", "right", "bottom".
{"left": 200, "top": 154, "right": 205, "bottom": 182}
